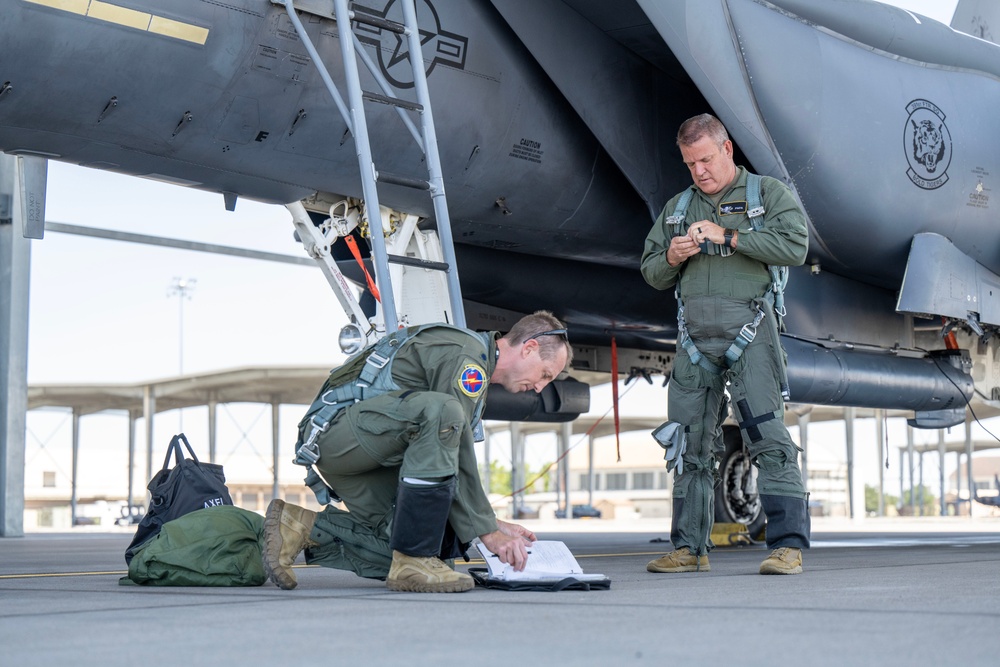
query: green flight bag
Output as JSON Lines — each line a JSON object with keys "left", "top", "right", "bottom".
{"left": 125, "top": 506, "right": 266, "bottom": 587}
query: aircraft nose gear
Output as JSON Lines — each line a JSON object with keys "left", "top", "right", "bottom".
{"left": 715, "top": 427, "right": 764, "bottom": 539}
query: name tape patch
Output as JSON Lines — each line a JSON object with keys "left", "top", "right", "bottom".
{"left": 719, "top": 201, "right": 748, "bottom": 215}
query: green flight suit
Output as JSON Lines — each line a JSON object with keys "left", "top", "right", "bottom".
{"left": 302, "top": 325, "right": 500, "bottom": 577}
{"left": 641, "top": 166, "right": 811, "bottom": 553}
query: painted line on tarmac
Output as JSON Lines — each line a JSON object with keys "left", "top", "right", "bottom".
{"left": 0, "top": 571, "right": 127, "bottom": 580}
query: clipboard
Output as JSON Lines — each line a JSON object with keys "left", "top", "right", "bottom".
{"left": 471, "top": 540, "right": 611, "bottom": 591}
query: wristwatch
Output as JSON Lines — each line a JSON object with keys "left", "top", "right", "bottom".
{"left": 724, "top": 230, "right": 735, "bottom": 248}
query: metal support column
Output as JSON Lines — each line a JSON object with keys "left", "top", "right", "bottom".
{"left": 797, "top": 411, "right": 810, "bottom": 489}
{"left": 271, "top": 399, "right": 280, "bottom": 502}
{"left": 898, "top": 448, "right": 904, "bottom": 514}
{"left": 208, "top": 398, "right": 218, "bottom": 463}
{"left": 965, "top": 416, "right": 974, "bottom": 513}
{"left": 0, "top": 152, "right": 32, "bottom": 537}
{"left": 876, "top": 409, "right": 885, "bottom": 517}
{"left": 907, "top": 425, "right": 916, "bottom": 515}
{"left": 510, "top": 422, "right": 522, "bottom": 519}
{"left": 938, "top": 429, "right": 946, "bottom": 516}
{"left": 127, "top": 409, "right": 138, "bottom": 511}
{"left": 143, "top": 385, "right": 156, "bottom": 485}
{"left": 918, "top": 450, "right": 925, "bottom": 516}
{"left": 560, "top": 422, "right": 571, "bottom": 519}
{"left": 587, "top": 433, "right": 595, "bottom": 507}
{"left": 846, "top": 407, "right": 862, "bottom": 520}
{"left": 482, "top": 426, "right": 492, "bottom": 495}
{"left": 70, "top": 409, "right": 80, "bottom": 527}
{"left": 955, "top": 450, "right": 963, "bottom": 514}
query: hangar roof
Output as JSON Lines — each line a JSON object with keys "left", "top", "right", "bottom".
{"left": 27, "top": 365, "right": 332, "bottom": 416}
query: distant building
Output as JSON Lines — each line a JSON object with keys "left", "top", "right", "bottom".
{"left": 523, "top": 432, "right": 852, "bottom": 519}
{"left": 947, "top": 455, "right": 1000, "bottom": 517}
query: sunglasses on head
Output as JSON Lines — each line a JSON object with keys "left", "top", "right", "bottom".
{"left": 524, "top": 328, "right": 568, "bottom": 342}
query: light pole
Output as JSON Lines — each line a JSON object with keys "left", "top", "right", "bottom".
{"left": 167, "top": 277, "right": 197, "bottom": 429}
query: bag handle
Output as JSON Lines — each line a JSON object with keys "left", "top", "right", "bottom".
{"left": 160, "top": 433, "right": 200, "bottom": 471}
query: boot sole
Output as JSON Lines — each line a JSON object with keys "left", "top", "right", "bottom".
{"left": 386, "top": 577, "right": 475, "bottom": 593}
{"left": 646, "top": 563, "right": 710, "bottom": 573}
{"left": 262, "top": 499, "right": 298, "bottom": 590}
{"left": 760, "top": 565, "right": 803, "bottom": 575}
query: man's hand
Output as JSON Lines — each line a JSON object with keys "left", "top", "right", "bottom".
{"left": 497, "top": 519, "right": 536, "bottom": 543}
{"left": 480, "top": 520, "right": 536, "bottom": 571}
{"left": 667, "top": 234, "right": 700, "bottom": 266}
{"left": 668, "top": 220, "right": 724, "bottom": 266}
{"left": 687, "top": 220, "right": 725, "bottom": 246}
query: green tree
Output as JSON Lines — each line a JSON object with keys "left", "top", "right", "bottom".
{"left": 865, "top": 484, "right": 899, "bottom": 514}
{"left": 899, "top": 485, "right": 938, "bottom": 516}
{"left": 530, "top": 463, "right": 552, "bottom": 493}
{"left": 481, "top": 461, "right": 552, "bottom": 496}
{"left": 484, "top": 460, "right": 512, "bottom": 495}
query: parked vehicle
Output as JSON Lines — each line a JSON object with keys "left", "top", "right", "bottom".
{"left": 555, "top": 504, "right": 602, "bottom": 520}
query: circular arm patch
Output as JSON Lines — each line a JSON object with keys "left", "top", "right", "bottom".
{"left": 458, "top": 364, "right": 487, "bottom": 398}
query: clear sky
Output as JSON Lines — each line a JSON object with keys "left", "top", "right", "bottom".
{"left": 21, "top": 0, "right": 985, "bottom": 505}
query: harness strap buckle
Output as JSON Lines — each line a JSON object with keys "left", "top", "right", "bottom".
{"left": 293, "top": 416, "right": 331, "bottom": 466}
{"left": 365, "top": 351, "right": 391, "bottom": 369}
{"left": 295, "top": 442, "right": 321, "bottom": 466}
{"left": 738, "top": 320, "right": 758, "bottom": 345}
{"left": 747, "top": 206, "right": 765, "bottom": 219}
{"left": 739, "top": 304, "right": 767, "bottom": 344}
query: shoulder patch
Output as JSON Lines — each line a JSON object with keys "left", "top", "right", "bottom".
{"left": 458, "top": 364, "right": 487, "bottom": 398}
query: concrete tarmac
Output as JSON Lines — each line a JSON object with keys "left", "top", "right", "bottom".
{"left": 3, "top": 517, "right": 1000, "bottom": 666}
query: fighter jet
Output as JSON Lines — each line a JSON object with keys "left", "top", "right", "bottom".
{"left": 2, "top": 0, "right": 998, "bottom": 526}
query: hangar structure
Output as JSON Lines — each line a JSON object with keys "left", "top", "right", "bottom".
{"left": 21, "top": 363, "right": 1000, "bottom": 530}
{"left": 26, "top": 366, "right": 331, "bottom": 525}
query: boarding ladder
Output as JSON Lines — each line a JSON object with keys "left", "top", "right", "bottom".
{"left": 277, "top": 0, "right": 466, "bottom": 341}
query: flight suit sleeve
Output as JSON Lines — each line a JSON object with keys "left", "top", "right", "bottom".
{"left": 734, "top": 177, "right": 809, "bottom": 267}
{"left": 641, "top": 196, "right": 685, "bottom": 290}
{"left": 449, "top": 428, "right": 499, "bottom": 543}
{"left": 418, "top": 339, "right": 498, "bottom": 542}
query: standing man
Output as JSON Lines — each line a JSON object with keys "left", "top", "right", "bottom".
{"left": 641, "top": 114, "right": 810, "bottom": 575}
{"left": 262, "top": 311, "right": 572, "bottom": 592}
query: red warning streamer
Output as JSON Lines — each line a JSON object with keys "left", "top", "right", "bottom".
{"left": 942, "top": 317, "right": 959, "bottom": 350}
{"left": 344, "top": 235, "right": 381, "bottom": 302}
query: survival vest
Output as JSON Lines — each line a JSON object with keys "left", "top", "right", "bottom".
{"left": 667, "top": 172, "right": 789, "bottom": 381}
{"left": 294, "top": 323, "right": 493, "bottom": 504}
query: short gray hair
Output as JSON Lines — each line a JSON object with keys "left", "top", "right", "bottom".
{"left": 677, "top": 113, "right": 729, "bottom": 148}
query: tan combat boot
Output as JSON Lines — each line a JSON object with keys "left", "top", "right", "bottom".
{"left": 386, "top": 550, "right": 474, "bottom": 593}
{"left": 262, "top": 499, "right": 318, "bottom": 590}
{"left": 646, "top": 546, "right": 710, "bottom": 573}
{"left": 759, "top": 547, "right": 803, "bottom": 575}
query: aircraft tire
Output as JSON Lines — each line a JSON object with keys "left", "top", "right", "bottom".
{"left": 714, "top": 425, "right": 766, "bottom": 540}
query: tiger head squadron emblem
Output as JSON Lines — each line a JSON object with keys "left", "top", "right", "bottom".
{"left": 904, "top": 99, "right": 952, "bottom": 189}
